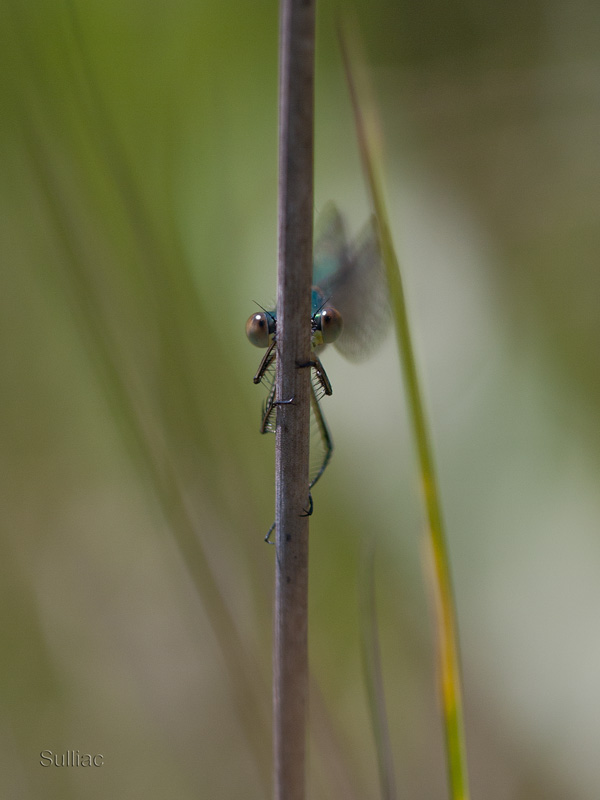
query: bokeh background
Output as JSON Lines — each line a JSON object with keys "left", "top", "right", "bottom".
{"left": 2, "top": 1, "right": 600, "bottom": 798}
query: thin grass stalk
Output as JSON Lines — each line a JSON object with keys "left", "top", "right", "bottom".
{"left": 338, "top": 23, "right": 471, "bottom": 800}
{"left": 359, "top": 539, "right": 397, "bottom": 800}
{"left": 274, "top": 1, "right": 316, "bottom": 798}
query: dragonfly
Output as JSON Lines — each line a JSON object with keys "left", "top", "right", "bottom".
{"left": 246, "top": 204, "right": 389, "bottom": 542}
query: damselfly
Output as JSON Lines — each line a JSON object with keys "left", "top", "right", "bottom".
{"left": 246, "top": 204, "right": 389, "bottom": 541}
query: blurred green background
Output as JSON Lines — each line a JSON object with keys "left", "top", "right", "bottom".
{"left": 2, "top": 1, "right": 600, "bottom": 798}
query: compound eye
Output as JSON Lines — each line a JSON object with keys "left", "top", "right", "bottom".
{"left": 317, "top": 306, "right": 343, "bottom": 344}
{"left": 246, "top": 312, "right": 274, "bottom": 348}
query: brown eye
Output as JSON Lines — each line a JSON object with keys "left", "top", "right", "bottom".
{"left": 246, "top": 312, "right": 275, "bottom": 348}
{"left": 316, "top": 306, "right": 343, "bottom": 344}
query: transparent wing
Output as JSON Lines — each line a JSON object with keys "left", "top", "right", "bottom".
{"left": 312, "top": 204, "right": 351, "bottom": 288}
{"left": 317, "top": 214, "right": 390, "bottom": 362}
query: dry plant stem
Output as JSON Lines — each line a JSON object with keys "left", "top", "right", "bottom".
{"left": 274, "top": 1, "right": 316, "bottom": 799}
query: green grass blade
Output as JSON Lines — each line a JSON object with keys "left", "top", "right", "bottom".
{"left": 339, "top": 21, "right": 471, "bottom": 800}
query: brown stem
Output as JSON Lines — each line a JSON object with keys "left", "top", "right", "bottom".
{"left": 273, "top": 0, "right": 316, "bottom": 799}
